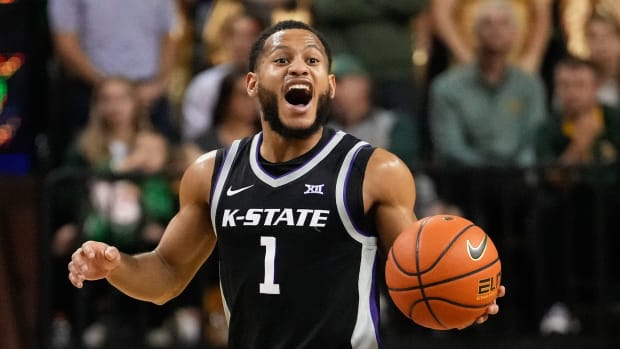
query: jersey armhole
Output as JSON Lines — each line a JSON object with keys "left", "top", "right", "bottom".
{"left": 346, "top": 145, "right": 376, "bottom": 236}
{"left": 209, "top": 149, "right": 225, "bottom": 203}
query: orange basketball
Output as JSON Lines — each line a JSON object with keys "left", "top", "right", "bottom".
{"left": 385, "top": 215, "right": 502, "bottom": 330}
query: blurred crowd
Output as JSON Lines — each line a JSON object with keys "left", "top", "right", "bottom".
{"left": 41, "top": 0, "right": 620, "bottom": 348}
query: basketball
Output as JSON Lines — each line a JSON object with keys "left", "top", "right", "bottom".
{"left": 385, "top": 215, "right": 502, "bottom": 330}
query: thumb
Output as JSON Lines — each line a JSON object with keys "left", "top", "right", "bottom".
{"left": 104, "top": 246, "right": 120, "bottom": 262}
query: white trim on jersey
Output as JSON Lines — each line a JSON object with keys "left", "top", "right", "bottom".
{"left": 210, "top": 140, "right": 242, "bottom": 326}
{"left": 249, "top": 130, "right": 346, "bottom": 187}
{"left": 335, "top": 140, "right": 380, "bottom": 349}
{"left": 219, "top": 279, "right": 231, "bottom": 326}
{"left": 210, "top": 139, "right": 241, "bottom": 237}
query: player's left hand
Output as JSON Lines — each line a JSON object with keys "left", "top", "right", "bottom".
{"left": 474, "top": 285, "right": 506, "bottom": 326}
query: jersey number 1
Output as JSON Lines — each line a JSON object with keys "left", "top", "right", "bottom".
{"left": 260, "top": 236, "right": 280, "bottom": 294}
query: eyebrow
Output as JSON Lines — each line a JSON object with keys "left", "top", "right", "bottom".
{"left": 270, "top": 44, "right": 325, "bottom": 54}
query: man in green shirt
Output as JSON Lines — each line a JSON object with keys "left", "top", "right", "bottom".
{"left": 429, "top": 0, "right": 546, "bottom": 168}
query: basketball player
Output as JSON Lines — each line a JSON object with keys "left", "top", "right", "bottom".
{"left": 68, "top": 20, "right": 505, "bottom": 348}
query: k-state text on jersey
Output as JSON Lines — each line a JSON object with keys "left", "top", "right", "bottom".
{"left": 222, "top": 208, "right": 330, "bottom": 227}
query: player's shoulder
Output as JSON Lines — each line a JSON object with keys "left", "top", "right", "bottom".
{"left": 179, "top": 150, "right": 218, "bottom": 202}
{"left": 363, "top": 148, "right": 416, "bottom": 207}
{"left": 366, "top": 148, "right": 412, "bottom": 178}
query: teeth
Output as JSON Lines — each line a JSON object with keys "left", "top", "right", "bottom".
{"left": 288, "top": 84, "right": 310, "bottom": 91}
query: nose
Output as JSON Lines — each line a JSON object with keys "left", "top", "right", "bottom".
{"left": 287, "top": 57, "right": 309, "bottom": 76}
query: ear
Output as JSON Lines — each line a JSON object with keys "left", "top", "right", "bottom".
{"left": 246, "top": 72, "right": 258, "bottom": 97}
{"left": 328, "top": 73, "right": 336, "bottom": 99}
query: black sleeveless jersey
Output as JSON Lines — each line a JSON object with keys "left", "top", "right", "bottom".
{"left": 209, "top": 128, "right": 381, "bottom": 349}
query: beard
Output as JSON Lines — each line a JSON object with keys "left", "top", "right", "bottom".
{"left": 257, "top": 85, "right": 331, "bottom": 140}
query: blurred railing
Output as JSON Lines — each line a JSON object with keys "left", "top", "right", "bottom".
{"left": 40, "top": 164, "right": 620, "bottom": 348}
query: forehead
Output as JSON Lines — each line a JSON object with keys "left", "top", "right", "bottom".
{"left": 556, "top": 65, "right": 596, "bottom": 80}
{"left": 100, "top": 80, "right": 131, "bottom": 93}
{"left": 264, "top": 28, "right": 326, "bottom": 54}
{"left": 478, "top": 5, "right": 514, "bottom": 24}
{"left": 588, "top": 19, "right": 619, "bottom": 34}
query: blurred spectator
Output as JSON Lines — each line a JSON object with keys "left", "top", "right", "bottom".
{"left": 182, "top": 11, "right": 264, "bottom": 141}
{"left": 312, "top": 0, "right": 427, "bottom": 117}
{"left": 48, "top": 0, "right": 179, "bottom": 167}
{"left": 201, "top": 1, "right": 276, "bottom": 68}
{"left": 585, "top": 12, "right": 620, "bottom": 107}
{"left": 537, "top": 56, "right": 620, "bottom": 183}
{"left": 60, "top": 77, "right": 174, "bottom": 250}
{"left": 327, "top": 54, "right": 420, "bottom": 168}
{"left": 535, "top": 56, "right": 620, "bottom": 335}
{"left": 50, "top": 77, "right": 176, "bottom": 348}
{"left": 429, "top": 0, "right": 547, "bottom": 168}
{"left": 194, "top": 68, "right": 260, "bottom": 151}
{"left": 431, "top": 0, "right": 552, "bottom": 74}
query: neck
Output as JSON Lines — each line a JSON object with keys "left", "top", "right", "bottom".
{"left": 566, "top": 105, "right": 598, "bottom": 121}
{"left": 260, "top": 126, "right": 324, "bottom": 163}
{"left": 109, "top": 126, "right": 134, "bottom": 143}
{"left": 478, "top": 53, "right": 509, "bottom": 85}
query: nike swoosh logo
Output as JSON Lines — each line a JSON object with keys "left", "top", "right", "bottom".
{"left": 467, "top": 235, "right": 488, "bottom": 261}
{"left": 226, "top": 184, "right": 254, "bottom": 197}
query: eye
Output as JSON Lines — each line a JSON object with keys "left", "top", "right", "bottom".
{"left": 274, "top": 57, "right": 288, "bottom": 64}
{"left": 307, "top": 57, "right": 320, "bottom": 65}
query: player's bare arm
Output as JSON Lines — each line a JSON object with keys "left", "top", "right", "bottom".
{"left": 362, "top": 148, "right": 417, "bottom": 253}
{"left": 363, "top": 148, "right": 505, "bottom": 326}
{"left": 68, "top": 151, "right": 218, "bottom": 304}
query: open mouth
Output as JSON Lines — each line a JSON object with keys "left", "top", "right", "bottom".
{"left": 284, "top": 84, "right": 312, "bottom": 106}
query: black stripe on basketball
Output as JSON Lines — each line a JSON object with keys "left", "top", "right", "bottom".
{"left": 414, "top": 218, "right": 445, "bottom": 328}
{"left": 410, "top": 296, "right": 495, "bottom": 312}
{"left": 388, "top": 257, "right": 500, "bottom": 292}
{"left": 389, "top": 217, "right": 429, "bottom": 277}
{"left": 391, "top": 223, "right": 476, "bottom": 277}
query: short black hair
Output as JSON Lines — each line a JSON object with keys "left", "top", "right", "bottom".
{"left": 248, "top": 20, "right": 332, "bottom": 73}
{"left": 554, "top": 55, "right": 599, "bottom": 78}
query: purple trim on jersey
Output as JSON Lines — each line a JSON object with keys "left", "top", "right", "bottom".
{"left": 370, "top": 258, "right": 382, "bottom": 347}
{"left": 343, "top": 144, "right": 375, "bottom": 237}
{"left": 252, "top": 130, "right": 339, "bottom": 180}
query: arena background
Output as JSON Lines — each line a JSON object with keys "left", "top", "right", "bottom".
{"left": 0, "top": 0, "right": 619, "bottom": 348}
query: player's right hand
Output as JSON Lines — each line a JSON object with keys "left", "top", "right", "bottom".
{"left": 68, "top": 241, "right": 121, "bottom": 288}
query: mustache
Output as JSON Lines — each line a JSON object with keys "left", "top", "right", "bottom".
{"left": 257, "top": 85, "right": 331, "bottom": 140}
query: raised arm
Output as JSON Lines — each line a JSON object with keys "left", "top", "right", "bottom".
{"left": 431, "top": 0, "right": 473, "bottom": 64}
{"left": 517, "top": 0, "right": 551, "bottom": 74}
{"left": 68, "top": 152, "right": 218, "bottom": 305}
